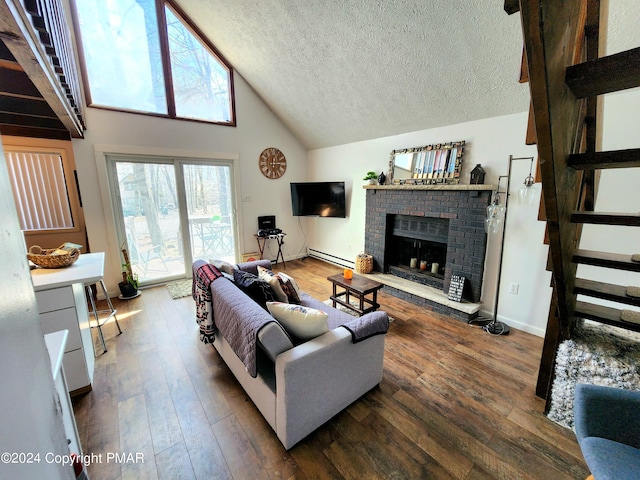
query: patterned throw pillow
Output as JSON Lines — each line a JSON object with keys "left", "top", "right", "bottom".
{"left": 233, "top": 270, "right": 275, "bottom": 310}
{"left": 276, "top": 271, "right": 302, "bottom": 304}
{"left": 266, "top": 302, "right": 329, "bottom": 340}
{"left": 279, "top": 278, "right": 301, "bottom": 304}
{"left": 257, "top": 266, "right": 289, "bottom": 303}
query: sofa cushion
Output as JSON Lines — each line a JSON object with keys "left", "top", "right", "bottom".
{"left": 257, "top": 266, "right": 289, "bottom": 303}
{"left": 233, "top": 270, "right": 275, "bottom": 310}
{"left": 266, "top": 302, "right": 329, "bottom": 340}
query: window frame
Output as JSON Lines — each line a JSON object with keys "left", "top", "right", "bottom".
{"left": 70, "top": 0, "right": 236, "bottom": 127}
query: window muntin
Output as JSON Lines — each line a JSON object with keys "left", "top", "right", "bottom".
{"left": 73, "top": 0, "right": 234, "bottom": 125}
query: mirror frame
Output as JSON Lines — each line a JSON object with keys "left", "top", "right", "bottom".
{"left": 388, "top": 140, "right": 465, "bottom": 185}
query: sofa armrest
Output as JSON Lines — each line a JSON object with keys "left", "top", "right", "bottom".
{"left": 574, "top": 383, "right": 640, "bottom": 449}
{"left": 274, "top": 328, "right": 385, "bottom": 449}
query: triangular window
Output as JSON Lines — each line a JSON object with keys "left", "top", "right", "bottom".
{"left": 72, "top": 0, "right": 234, "bottom": 125}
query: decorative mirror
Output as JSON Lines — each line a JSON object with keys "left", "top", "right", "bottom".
{"left": 388, "top": 140, "right": 465, "bottom": 185}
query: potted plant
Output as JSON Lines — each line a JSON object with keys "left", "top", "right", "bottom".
{"left": 119, "top": 247, "right": 139, "bottom": 299}
{"left": 363, "top": 171, "right": 378, "bottom": 185}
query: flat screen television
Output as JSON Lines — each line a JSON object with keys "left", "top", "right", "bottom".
{"left": 290, "top": 182, "right": 346, "bottom": 218}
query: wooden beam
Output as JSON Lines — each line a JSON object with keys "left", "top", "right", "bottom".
{"left": 536, "top": 287, "right": 561, "bottom": 401}
{"left": 573, "top": 249, "right": 640, "bottom": 272}
{"left": 0, "top": 67, "right": 42, "bottom": 97}
{"left": 519, "top": 0, "right": 587, "bottom": 339}
{"left": 574, "top": 278, "right": 640, "bottom": 307}
{"left": 0, "top": 111, "right": 65, "bottom": 129}
{"left": 565, "top": 47, "right": 640, "bottom": 98}
{"left": 0, "top": 94, "right": 57, "bottom": 117}
{"left": 575, "top": 301, "right": 640, "bottom": 333}
{"left": 568, "top": 148, "right": 640, "bottom": 170}
{"left": 0, "top": 0, "right": 83, "bottom": 138}
{"left": 0, "top": 123, "right": 70, "bottom": 140}
{"left": 570, "top": 211, "right": 640, "bottom": 226}
{"left": 525, "top": 101, "right": 536, "bottom": 145}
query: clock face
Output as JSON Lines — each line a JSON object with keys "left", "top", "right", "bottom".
{"left": 259, "top": 148, "right": 287, "bottom": 179}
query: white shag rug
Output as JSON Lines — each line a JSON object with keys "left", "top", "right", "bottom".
{"left": 547, "top": 321, "right": 640, "bottom": 429}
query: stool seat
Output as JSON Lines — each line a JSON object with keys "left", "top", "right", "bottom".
{"left": 86, "top": 279, "right": 122, "bottom": 354}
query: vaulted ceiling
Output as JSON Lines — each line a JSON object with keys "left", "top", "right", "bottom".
{"left": 176, "top": 0, "right": 530, "bottom": 149}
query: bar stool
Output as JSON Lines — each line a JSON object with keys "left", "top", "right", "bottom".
{"left": 85, "top": 279, "right": 122, "bottom": 355}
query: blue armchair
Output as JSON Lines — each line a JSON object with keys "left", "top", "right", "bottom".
{"left": 574, "top": 383, "right": 640, "bottom": 479}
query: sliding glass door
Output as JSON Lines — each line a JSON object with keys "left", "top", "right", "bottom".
{"left": 107, "top": 155, "right": 237, "bottom": 285}
{"left": 183, "top": 163, "right": 236, "bottom": 265}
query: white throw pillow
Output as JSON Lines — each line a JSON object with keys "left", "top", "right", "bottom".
{"left": 266, "top": 302, "right": 329, "bottom": 340}
{"left": 257, "top": 266, "right": 288, "bottom": 303}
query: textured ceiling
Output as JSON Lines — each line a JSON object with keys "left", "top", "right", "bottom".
{"left": 176, "top": 0, "right": 530, "bottom": 149}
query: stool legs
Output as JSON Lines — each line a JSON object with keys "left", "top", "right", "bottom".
{"left": 86, "top": 280, "right": 122, "bottom": 355}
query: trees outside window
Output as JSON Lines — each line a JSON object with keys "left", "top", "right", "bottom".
{"left": 73, "top": 0, "right": 234, "bottom": 125}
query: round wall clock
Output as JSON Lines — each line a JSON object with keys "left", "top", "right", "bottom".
{"left": 259, "top": 147, "right": 287, "bottom": 179}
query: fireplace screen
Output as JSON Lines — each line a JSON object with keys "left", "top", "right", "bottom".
{"left": 386, "top": 214, "right": 450, "bottom": 289}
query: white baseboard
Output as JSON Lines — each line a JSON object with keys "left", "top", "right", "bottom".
{"left": 478, "top": 308, "right": 546, "bottom": 337}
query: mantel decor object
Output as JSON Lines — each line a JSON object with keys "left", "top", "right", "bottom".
{"left": 388, "top": 140, "right": 465, "bottom": 185}
{"left": 363, "top": 171, "right": 378, "bottom": 185}
{"left": 470, "top": 164, "right": 486, "bottom": 185}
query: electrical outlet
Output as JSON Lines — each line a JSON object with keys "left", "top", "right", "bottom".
{"left": 242, "top": 194, "right": 251, "bottom": 202}
{"left": 509, "top": 282, "right": 519, "bottom": 295}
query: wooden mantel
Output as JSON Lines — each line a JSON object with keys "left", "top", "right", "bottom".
{"left": 363, "top": 184, "right": 496, "bottom": 191}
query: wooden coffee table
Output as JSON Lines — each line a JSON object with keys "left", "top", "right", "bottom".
{"left": 327, "top": 273, "right": 384, "bottom": 316}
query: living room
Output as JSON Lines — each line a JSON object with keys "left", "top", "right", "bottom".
{"left": 1, "top": 0, "right": 639, "bottom": 478}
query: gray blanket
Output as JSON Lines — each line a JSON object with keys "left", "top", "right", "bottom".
{"left": 299, "top": 293, "right": 390, "bottom": 342}
{"left": 210, "top": 277, "right": 275, "bottom": 378}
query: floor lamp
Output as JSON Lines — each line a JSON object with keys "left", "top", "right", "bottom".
{"left": 469, "top": 155, "right": 536, "bottom": 335}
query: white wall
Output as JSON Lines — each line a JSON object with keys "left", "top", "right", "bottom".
{"left": 308, "top": 112, "right": 553, "bottom": 336}
{"left": 0, "top": 142, "right": 73, "bottom": 479}
{"left": 72, "top": 73, "right": 308, "bottom": 295}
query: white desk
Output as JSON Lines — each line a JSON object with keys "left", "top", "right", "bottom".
{"left": 45, "top": 330, "right": 82, "bottom": 456}
{"left": 32, "top": 252, "right": 106, "bottom": 395}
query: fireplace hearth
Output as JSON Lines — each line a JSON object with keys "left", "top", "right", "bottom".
{"left": 364, "top": 185, "right": 493, "bottom": 315}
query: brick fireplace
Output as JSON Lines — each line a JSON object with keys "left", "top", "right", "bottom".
{"left": 364, "top": 185, "right": 493, "bottom": 318}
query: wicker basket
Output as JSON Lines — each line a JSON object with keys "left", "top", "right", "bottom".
{"left": 28, "top": 245, "right": 80, "bottom": 269}
{"left": 355, "top": 252, "right": 373, "bottom": 274}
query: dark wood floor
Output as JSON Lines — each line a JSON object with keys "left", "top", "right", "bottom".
{"left": 73, "top": 258, "right": 589, "bottom": 480}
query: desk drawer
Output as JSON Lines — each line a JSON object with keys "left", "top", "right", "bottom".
{"left": 35, "top": 287, "right": 75, "bottom": 314}
{"left": 39, "top": 308, "right": 82, "bottom": 351}
{"left": 62, "top": 349, "right": 90, "bottom": 392}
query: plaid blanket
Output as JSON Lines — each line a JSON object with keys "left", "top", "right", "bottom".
{"left": 192, "top": 260, "right": 223, "bottom": 343}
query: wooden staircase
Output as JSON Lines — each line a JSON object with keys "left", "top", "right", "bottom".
{"left": 506, "top": 0, "right": 640, "bottom": 404}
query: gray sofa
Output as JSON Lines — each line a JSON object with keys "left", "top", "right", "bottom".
{"left": 193, "top": 259, "right": 389, "bottom": 449}
{"left": 574, "top": 383, "right": 640, "bottom": 479}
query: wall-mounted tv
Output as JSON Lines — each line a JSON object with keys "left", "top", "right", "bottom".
{"left": 290, "top": 182, "right": 346, "bottom": 218}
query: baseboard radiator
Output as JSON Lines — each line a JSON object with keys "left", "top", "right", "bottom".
{"left": 307, "top": 248, "right": 355, "bottom": 269}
